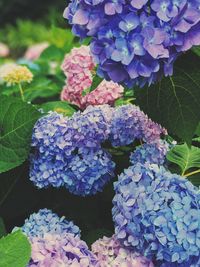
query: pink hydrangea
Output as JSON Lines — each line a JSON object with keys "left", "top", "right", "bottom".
{"left": 92, "top": 235, "right": 154, "bottom": 267}
{"left": 61, "top": 46, "right": 124, "bottom": 109}
{"left": 0, "top": 42, "right": 9, "bottom": 58}
{"left": 28, "top": 233, "right": 97, "bottom": 267}
{"left": 24, "top": 42, "right": 49, "bottom": 61}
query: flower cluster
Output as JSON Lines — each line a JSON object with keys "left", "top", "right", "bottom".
{"left": 130, "top": 140, "right": 170, "bottom": 166}
{"left": 61, "top": 46, "right": 124, "bottom": 109}
{"left": 0, "top": 42, "right": 9, "bottom": 58}
{"left": 112, "top": 163, "right": 200, "bottom": 266}
{"left": 65, "top": 0, "right": 200, "bottom": 87}
{"left": 30, "top": 104, "right": 166, "bottom": 196}
{"left": 24, "top": 42, "right": 49, "bottom": 61}
{"left": 18, "top": 209, "right": 80, "bottom": 238}
{"left": 2, "top": 65, "right": 33, "bottom": 85}
{"left": 109, "top": 104, "right": 166, "bottom": 147}
{"left": 0, "top": 63, "right": 17, "bottom": 83}
{"left": 92, "top": 235, "right": 154, "bottom": 267}
{"left": 28, "top": 233, "right": 97, "bottom": 267}
{"left": 30, "top": 106, "right": 115, "bottom": 196}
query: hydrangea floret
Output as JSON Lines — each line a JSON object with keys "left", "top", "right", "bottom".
{"left": 17, "top": 209, "right": 80, "bottom": 238}
{"left": 0, "top": 42, "right": 9, "bottom": 58}
{"left": 28, "top": 233, "right": 97, "bottom": 267}
{"left": 61, "top": 46, "right": 124, "bottom": 108}
{"left": 112, "top": 163, "right": 200, "bottom": 266}
{"left": 92, "top": 234, "right": 154, "bottom": 266}
{"left": 130, "top": 140, "right": 170, "bottom": 166}
{"left": 64, "top": 0, "right": 200, "bottom": 87}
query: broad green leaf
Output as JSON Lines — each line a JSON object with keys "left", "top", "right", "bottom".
{"left": 0, "top": 96, "right": 41, "bottom": 173}
{"left": 167, "top": 143, "right": 200, "bottom": 174}
{"left": 136, "top": 54, "right": 200, "bottom": 144}
{"left": 0, "top": 230, "right": 31, "bottom": 267}
{"left": 89, "top": 74, "right": 104, "bottom": 93}
{"left": 41, "top": 101, "right": 76, "bottom": 116}
{"left": 0, "top": 218, "right": 6, "bottom": 238}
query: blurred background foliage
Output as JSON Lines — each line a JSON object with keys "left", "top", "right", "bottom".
{"left": 0, "top": 0, "right": 69, "bottom": 57}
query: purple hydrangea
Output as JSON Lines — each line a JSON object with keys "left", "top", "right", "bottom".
{"left": 28, "top": 233, "right": 97, "bottom": 266}
{"left": 92, "top": 234, "right": 154, "bottom": 266}
{"left": 109, "top": 105, "right": 166, "bottom": 146}
{"left": 64, "top": 0, "right": 200, "bottom": 87}
{"left": 112, "top": 163, "right": 200, "bottom": 265}
{"left": 130, "top": 140, "right": 170, "bottom": 166}
{"left": 30, "top": 106, "right": 115, "bottom": 196}
{"left": 18, "top": 209, "right": 80, "bottom": 238}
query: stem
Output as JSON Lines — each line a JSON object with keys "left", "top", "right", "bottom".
{"left": 184, "top": 169, "right": 200, "bottom": 177}
{"left": 18, "top": 83, "right": 25, "bottom": 101}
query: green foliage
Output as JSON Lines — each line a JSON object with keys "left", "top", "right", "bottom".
{"left": 40, "top": 101, "right": 76, "bottom": 116}
{"left": 0, "top": 230, "right": 31, "bottom": 267}
{"left": 135, "top": 54, "right": 200, "bottom": 145}
{"left": 0, "top": 96, "right": 41, "bottom": 173}
{"left": 167, "top": 143, "right": 200, "bottom": 175}
{"left": 0, "top": 20, "right": 51, "bottom": 57}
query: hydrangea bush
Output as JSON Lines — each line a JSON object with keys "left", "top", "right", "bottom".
{"left": 30, "top": 104, "right": 166, "bottom": 196}
{"left": 1, "top": 3, "right": 200, "bottom": 267}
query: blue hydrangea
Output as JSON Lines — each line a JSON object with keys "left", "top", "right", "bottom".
{"left": 17, "top": 209, "right": 80, "bottom": 238}
{"left": 130, "top": 140, "right": 170, "bottom": 166}
{"left": 64, "top": 149, "right": 115, "bottom": 196}
{"left": 64, "top": 0, "right": 200, "bottom": 87}
{"left": 30, "top": 105, "right": 115, "bottom": 196}
{"left": 109, "top": 105, "right": 166, "bottom": 146}
{"left": 112, "top": 163, "right": 200, "bottom": 265}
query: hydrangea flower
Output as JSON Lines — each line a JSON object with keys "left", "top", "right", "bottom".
{"left": 0, "top": 42, "right": 9, "bottom": 58}
{"left": 28, "top": 233, "right": 97, "bottom": 267}
{"left": 92, "top": 234, "right": 154, "bottom": 266}
{"left": 64, "top": 0, "right": 200, "bottom": 87}
{"left": 30, "top": 106, "right": 115, "bottom": 196}
{"left": 112, "top": 163, "right": 200, "bottom": 265}
{"left": 18, "top": 209, "right": 80, "bottom": 238}
{"left": 24, "top": 42, "right": 49, "bottom": 61}
{"left": 64, "top": 149, "right": 115, "bottom": 196}
{"left": 2, "top": 65, "right": 33, "bottom": 85}
{"left": 0, "top": 63, "right": 17, "bottom": 83}
{"left": 61, "top": 46, "right": 124, "bottom": 109}
{"left": 130, "top": 140, "right": 170, "bottom": 166}
{"left": 109, "top": 104, "right": 167, "bottom": 146}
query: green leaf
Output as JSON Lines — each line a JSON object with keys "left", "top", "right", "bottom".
{"left": 89, "top": 74, "right": 104, "bottom": 93}
{"left": 136, "top": 54, "right": 200, "bottom": 144}
{"left": 192, "top": 46, "right": 200, "bottom": 57}
{"left": 40, "top": 101, "right": 76, "bottom": 116}
{"left": 0, "top": 230, "right": 31, "bottom": 267}
{"left": 0, "top": 218, "right": 6, "bottom": 238}
{"left": 0, "top": 96, "right": 41, "bottom": 173}
{"left": 167, "top": 143, "right": 200, "bottom": 174}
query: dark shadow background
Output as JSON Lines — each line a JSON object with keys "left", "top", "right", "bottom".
{"left": 0, "top": 0, "right": 67, "bottom": 26}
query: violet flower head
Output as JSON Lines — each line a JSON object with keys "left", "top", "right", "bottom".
{"left": 130, "top": 140, "right": 170, "bottom": 166}
{"left": 28, "top": 233, "right": 97, "bottom": 267}
{"left": 112, "top": 163, "right": 200, "bottom": 265}
{"left": 92, "top": 234, "right": 154, "bottom": 266}
{"left": 109, "top": 104, "right": 166, "bottom": 146}
{"left": 65, "top": 0, "right": 200, "bottom": 87}
{"left": 30, "top": 106, "right": 115, "bottom": 196}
